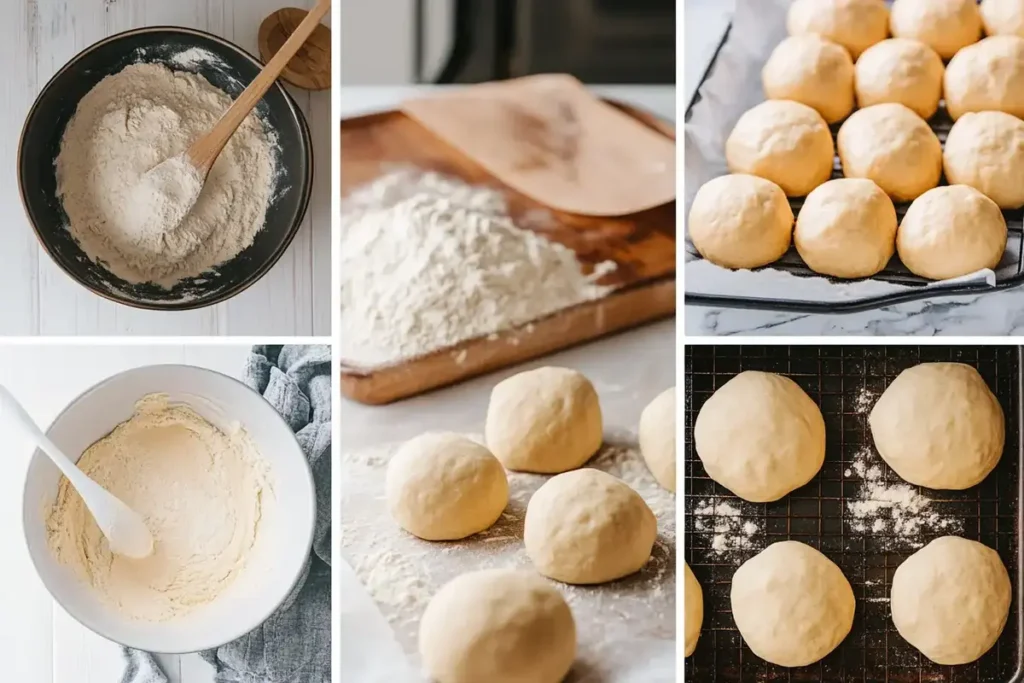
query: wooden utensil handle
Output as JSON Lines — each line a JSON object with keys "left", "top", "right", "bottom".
{"left": 188, "top": 0, "right": 331, "bottom": 172}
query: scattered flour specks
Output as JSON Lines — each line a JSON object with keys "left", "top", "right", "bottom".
{"left": 691, "top": 498, "right": 760, "bottom": 557}
{"left": 853, "top": 386, "right": 877, "bottom": 415}
{"left": 844, "top": 447, "right": 960, "bottom": 545}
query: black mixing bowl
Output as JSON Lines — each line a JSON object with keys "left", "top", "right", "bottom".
{"left": 18, "top": 27, "right": 313, "bottom": 310}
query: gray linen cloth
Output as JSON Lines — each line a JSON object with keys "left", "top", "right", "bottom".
{"left": 122, "top": 345, "right": 332, "bottom": 683}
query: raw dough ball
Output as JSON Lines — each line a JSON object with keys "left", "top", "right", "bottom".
{"left": 837, "top": 103, "right": 942, "bottom": 202}
{"left": 981, "top": 0, "right": 1024, "bottom": 37}
{"left": 731, "top": 541, "right": 855, "bottom": 667}
{"left": 639, "top": 387, "right": 675, "bottom": 492}
{"left": 685, "top": 562, "right": 703, "bottom": 657}
{"left": 795, "top": 178, "right": 897, "bottom": 278}
{"left": 687, "top": 174, "right": 793, "bottom": 270}
{"left": 694, "top": 371, "right": 825, "bottom": 503}
{"left": 787, "top": 0, "right": 889, "bottom": 59}
{"left": 386, "top": 432, "right": 508, "bottom": 540}
{"left": 896, "top": 185, "right": 1007, "bottom": 280}
{"left": 524, "top": 469, "right": 656, "bottom": 584}
{"left": 486, "top": 367, "right": 602, "bottom": 474}
{"left": 870, "top": 363, "right": 1004, "bottom": 489}
{"left": 944, "top": 111, "right": 1024, "bottom": 209}
{"left": 890, "top": 0, "right": 982, "bottom": 59}
{"left": 762, "top": 35, "right": 855, "bottom": 123}
{"left": 419, "top": 569, "right": 576, "bottom": 683}
{"left": 945, "top": 36, "right": 1024, "bottom": 120}
{"left": 854, "top": 38, "right": 944, "bottom": 120}
{"left": 725, "top": 100, "right": 834, "bottom": 197}
{"left": 891, "top": 536, "right": 1010, "bottom": 665}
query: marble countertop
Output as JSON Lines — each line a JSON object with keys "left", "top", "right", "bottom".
{"left": 686, "top": 289, "right": 1024, "bottom": 336}
{"left": 684, "top": 0, "right": 1024, "bottom": 337}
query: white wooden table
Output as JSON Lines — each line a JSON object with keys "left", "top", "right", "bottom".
{"left": 3, "top": 0, "right": 331, "bottom": 336}
{"left": 1, "top": 344, "right": 252, "bottom": 682}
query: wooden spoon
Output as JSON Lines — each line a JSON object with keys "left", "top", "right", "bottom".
{"left": 188, "top": 0, "right": 330, "bottom": 175}
{"left": 140, "top": 0, "right": 330, "bottom": 224}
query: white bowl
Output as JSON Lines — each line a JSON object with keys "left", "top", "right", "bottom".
{"left": 21, "top": 364, "right": 316, "bottom": 654}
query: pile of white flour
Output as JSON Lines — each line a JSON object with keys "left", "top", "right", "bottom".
{"left": 45, "top": 395, "right": 273, "bottom": 621}
{"left": 56, "top": 62, "right": 277, "bottom": 287}
{"left": 339, "top": 170, "right": 616, "bottom": 367}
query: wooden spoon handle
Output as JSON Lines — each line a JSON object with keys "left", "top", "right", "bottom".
{"left": 187, "top": 0, "right": 331, "bottom": 174}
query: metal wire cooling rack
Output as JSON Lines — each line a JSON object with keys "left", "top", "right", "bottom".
{"left": 684, "top": 24, "right": 1024, "bottom": 314}
{"left": 684, "top": 346, "right": 1023, "bottom": 682}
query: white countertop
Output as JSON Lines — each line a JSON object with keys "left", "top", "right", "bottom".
{"left": 2, "top": 345, "right": 252, "bottom": 683}
{"left": 683, "top": 0, "right": 1024, "bottom": 337}
{"left": 2, "top": 0, "right": 330, "bottom": 336}
{"left": 339, "top": 320, "right": 676, "bottom": 681}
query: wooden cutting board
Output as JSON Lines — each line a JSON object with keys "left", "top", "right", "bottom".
{"left": 401, "top": 75, "right": 677, "bottom": 216}
{"left": 340, "top": 98, "right": 676, "bottom": 405}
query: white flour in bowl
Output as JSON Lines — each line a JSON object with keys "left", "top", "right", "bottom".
{"left": 339, "top": 170, "right": 617, "bottom": 367}
{"left": 56, "top": 62, "right": 277, "bottom": 287}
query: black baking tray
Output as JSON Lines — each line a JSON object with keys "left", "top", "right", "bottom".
{"left": 684, "top": 345, "right": 1024, "bottom": 682}
{"left": 684, "top": 20, "right": 1024, "bottom": 314}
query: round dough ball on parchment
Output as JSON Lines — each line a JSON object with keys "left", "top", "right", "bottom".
{"left": 762, "top": 35, "right": 855, "bottom": 123}
{"left": 731, "top": 541, "right": 855, "bottom": 668}
{"left": 787, "top": 0, "right": 889, "bottom": 59}
{"left": 890, "top": 0, "right": 982, "bottom": 59}
{"left": 419, "top": 569, "right": 577, "bottom": 683}
{"left": 524, "top": 469, "right": 656, "bottom": 584}
{"left": 485, "top": 367, "right": 602, "bottom": 474}
{"left": 725, "top": 100, "right": 835, "bottom": 197}
{"left": 685, "top": 562, "right": 703, "bottom": 657}
{"left": 854, "top": 38, "right": 944, "bottom": 120}
{"left": 944, "top": 111, "right": 1024, "bottom": 209}
{"left": 981, "top": 0, "right": 1024, "bottom": 38}
{"left": 945, "top": 35, "right": 1024, "bottom": 120}
{"left": 896, "top": 185, "right": 1007, "bottom": 280}
{"left": 386, "top": 432, "right": 508, "bottom": 540}
{"left": 870, "top": 363, "right": 1004, "bottom": 489}
{"left": 694, "top": 371, "right": 825, "bottom": 503}
{"left": 837, "top": 103, "right": 942, "bottom": 202}
{"left": 891, "top": 536, "right": 1011, "bottom": 665}
{"left": 795, "top": 178, "right": 897, "bottom": 278}
{"left": 687, "top": 174, "right": 793, "bottom": 270}
{"left": 639, "top": 386, "right": 675, "bottom": 492}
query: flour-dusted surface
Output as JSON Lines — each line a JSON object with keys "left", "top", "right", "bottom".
{"left": 684, "top": 345, "right": 1022, "bottom": 681}
{"left": 45, "top": 394, "right": 273, "bottom": 622}
{"left": 56, "top": 61, "right": 278, "bottom": 288}
{"left": 340, "top": 430, "right": 676, "bottom": 681}
{"left": 339, "top": 170, "right": 616, "bottom": 368}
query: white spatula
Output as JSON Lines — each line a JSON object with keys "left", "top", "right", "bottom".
{"left": 0, "top": 386, "right": 153, "bottom": 559}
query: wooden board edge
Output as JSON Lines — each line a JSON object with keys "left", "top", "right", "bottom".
{"left": 340, "top": 279, "right": 676, "bottom": 405}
